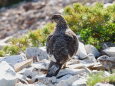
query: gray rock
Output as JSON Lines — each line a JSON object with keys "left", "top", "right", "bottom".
{"left": 101, "top": 42, "right": 115, "bottom": 49}
{"left": 57, "top": 68, "right": 86, "bottom": 78}
{"left": 56, "top": 74, "right": 86, "bottom": 86}
{"left": 95, "top": 83, "right": 114, "bottom": 86}
{"left": 0, "top": 61, "right": 17, "bottom": 86}
{"left": 25, "top": 47, "right": 48, "bottom": 61}
{"left": 57, "top": 74, "right": 73, "bottom": 83}
{"left": 76, "top": 41, "right": 87, "bottom": 59}
{"left": 1, "top": 55, "right": 26, "bottom": 66}
{"left": 103, "top": 47, "right": 115, "bottom": 57}
{"left": 85, "top": 44, "right": 100, "bottom": 57}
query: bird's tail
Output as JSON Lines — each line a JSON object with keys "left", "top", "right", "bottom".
{"left": 46, "top": 61, "right": 62, "bottom": 77}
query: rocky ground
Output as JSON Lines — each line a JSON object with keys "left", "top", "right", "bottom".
{"left": 0, "top": 0, "right": 115, "bottom": 86}
{"left": 0, "top": 0, "right": 112, "bottom": 39}
{"left": 0, "top": 41, "right": 115, "bottom": 86}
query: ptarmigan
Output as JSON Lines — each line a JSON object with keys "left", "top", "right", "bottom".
{"left": 46, "top": 14, "right": 78, "bottom": 77}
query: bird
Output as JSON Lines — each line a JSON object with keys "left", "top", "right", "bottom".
{"left": 46, "top": 14, "right": 79, "bottom": 77}
{"left": 97, "top": 55, "right": 115, "bottom": 73}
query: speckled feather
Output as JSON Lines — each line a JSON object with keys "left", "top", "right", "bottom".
{"left": 46, "top": 15, "right": 78, "bottom": 65}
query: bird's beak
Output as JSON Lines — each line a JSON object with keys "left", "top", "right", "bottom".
{"left": 46, "top": 61, "right": 62, "bottom": 77}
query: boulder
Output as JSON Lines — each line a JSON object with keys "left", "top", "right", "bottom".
{"left": 56, "top": 75, "right": 80, "bottom": 86}
{"left": 0, "top": 61, "right": 17, "bottom": 86}
{"left": 57, "top": 68, "right": 87, "bottom": 78}
{"left": 72, "top": 78, "right": 87, "bottom": 86}
{"left": 76, "top": 42, "right": 87, "bottom": 59}
{"left": 1, "top": 55, "right": 26, "bottom": 66}
{"left": 85, "top": 44, "right": 100, "bottom": 57}
{"left": 103, "top": 47, "right": 115, "bottom": 57}
{"left": 26, "top": 47, "right": 48, "bottom": 61}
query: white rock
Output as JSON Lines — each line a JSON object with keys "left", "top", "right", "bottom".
{"left": 72, "top": 78, "right": 87, "bottom": 86}
{"left": 31, "top": 59, "right": 50, "bottom": 70}
{"left": 56, "top": 75, "right": 80, "bottom": 86}
{"left": 85, "top": 44, "right": 100, "bottom": 57}
{"left": 76, "top": 41, "right": 87, "bottom": 59}
{"left": 1, "top": 55, "right": 26, "bottom": 66}
{"left": 0, "top": 61, "right": 17, "bottom": 86}
{"left": 26, "top": 47, "right": 48, "bottom": 61}
{"left": 87, "top": 53, "right": 97, "bottom": 63}
{"left": 35, "top": 82, "right": 47, "bottom": 86}
{"left": 103, "top": 47, "right": 115, "bottom": 57}
{"left": 95, "top": 83, "right": 114, "bottom": 86}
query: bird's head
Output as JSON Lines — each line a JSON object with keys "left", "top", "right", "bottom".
{"left": 51, "top": 14, "right": 65, "bottom": 23}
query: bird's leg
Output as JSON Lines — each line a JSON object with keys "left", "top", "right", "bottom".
{"left": 109, "top": 63, "right": 112, "bottom": 74}
{"left": 62, "top": 62, "right": 68, "bottom": 69}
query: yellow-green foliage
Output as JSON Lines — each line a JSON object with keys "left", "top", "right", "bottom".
{"left": 0, "top": 50, "right": 5, "bottom": 57}
{"left": 3, "top": 45, "right": 20, "bottom": 55}
{"left": 64, "top": 3, "right": 115, "bottom": 49}
{"left": 87, "top": 72, "right": 115, "bottom": 86}
{"left": 0, "top": 23, "right": 55, "bottom": 56}
{"left": 1, "top": 3, "right": 115, "bottom": 55}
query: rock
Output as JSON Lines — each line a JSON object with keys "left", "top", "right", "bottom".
{"left": 1, "top": 55, "right": 26, "bottom": 66}
{"left": 57, "top": 68, "right": 87, "bottom": 78}
{"left": 87, "top": 53, "right": 97, "bottom": 63}
{"left": 56, "top": 74, "right": 73, "bottom": 83}
{"left": 103, "top": 47, "right": 115, "bottom": 57}
{"left": 72, "top": 78, "right": 87, "bottom": 86}
{"left": 97, "top": 55, "right": 115, "bottom": 73}
{"left": 56, "top": 74, "right": 86, "bottom": 86}
{"left": 17, "top": 67, "right": 38, "bottom": 82}
{"left": 85, "top": 44, "right": 100, "bottom": 57}
{"left": 26, "top": 47, "right": 48, "bottom": 61}
{"left": 35, "top": 82, "right": 47, "bottom": 86}
{"left": 76, "top": 41, "right": 87, "bottom": 59}
{"left": 101, "top": 42, "right": 115, "bottom": 49}
{"left": 0, "top": 61, "right": 17, "bottom": 86}
{"left": 95, "top": 83, "right": 114, "bottom": 86}
{"left": 31, "top": 59, "right": 50, "bottom": 71}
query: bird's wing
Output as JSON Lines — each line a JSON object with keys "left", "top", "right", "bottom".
{"left": 46, "top": 34, "right": 53, "bottom": 55}
{"left": 65, "top": 29, "right": 79, "bottom": 57}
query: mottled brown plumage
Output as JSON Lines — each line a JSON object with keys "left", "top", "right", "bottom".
{"left": 46, "top": 14, "right": 78, "bottom": 77}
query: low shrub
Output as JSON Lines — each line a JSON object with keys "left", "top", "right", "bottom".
{"left": 63, "top": 3, "right": 115, "bottom": 49}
